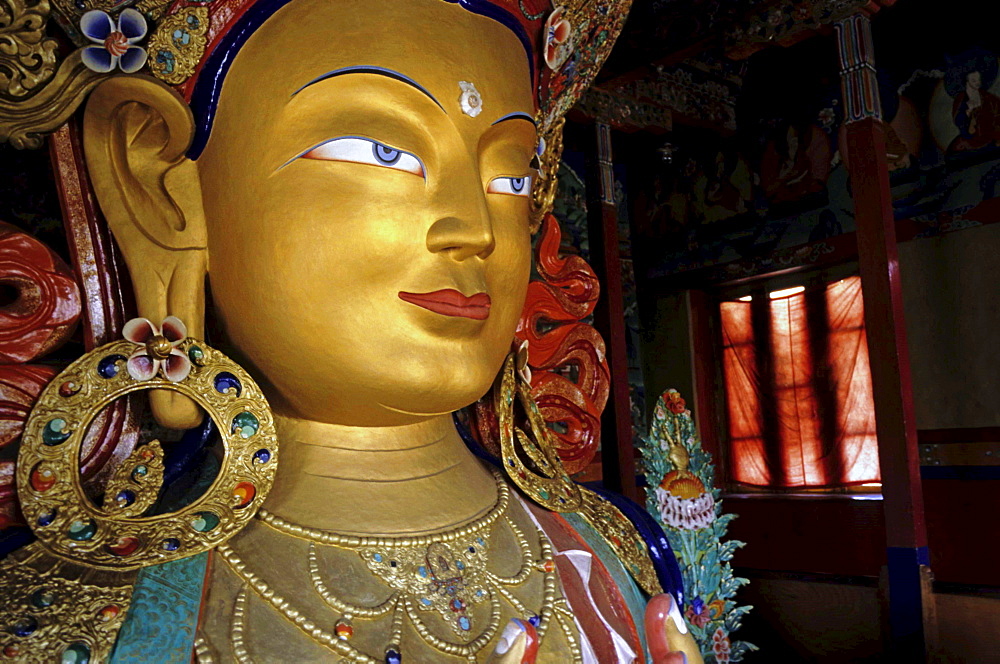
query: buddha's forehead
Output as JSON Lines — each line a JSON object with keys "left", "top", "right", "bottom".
{"left": 220, "top": 0, "right": 533, "bottom": 119}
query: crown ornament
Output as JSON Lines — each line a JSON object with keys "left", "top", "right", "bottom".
{"left": 0, "top": 0, "right": 631, "bottom": 222}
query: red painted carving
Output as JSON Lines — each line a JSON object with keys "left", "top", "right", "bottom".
{"left": 469, "top": 214, "right": 609, "bottom": 474}
{"left": 0, "top": 222, "right": 81, "bottom": 363}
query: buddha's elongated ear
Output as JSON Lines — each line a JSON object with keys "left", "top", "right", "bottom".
{"left": 84, "top": 75, "right": 207, "bottom": 429}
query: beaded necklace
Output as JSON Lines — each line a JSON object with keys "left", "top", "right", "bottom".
{"left": 217, "top": 470, "right": 583, "bottom": 663}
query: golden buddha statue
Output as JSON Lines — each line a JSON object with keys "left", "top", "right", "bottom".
{"left": 0, "top": 0, "right": 705, "bottom": 661}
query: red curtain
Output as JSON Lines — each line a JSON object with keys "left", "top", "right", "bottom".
{"left": 720, "top": 276, "right": 881, "bottom": 488}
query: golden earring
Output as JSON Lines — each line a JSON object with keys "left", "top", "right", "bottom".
{"left": 496, "top": 350, "right": 582, "bottom": 513}
{"left": 17, "top": 317, "right": 277, "bottom": 570}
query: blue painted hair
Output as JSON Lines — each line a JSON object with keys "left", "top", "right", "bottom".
{"left": 186, "top": 0, "right": 536, "bottom": 159}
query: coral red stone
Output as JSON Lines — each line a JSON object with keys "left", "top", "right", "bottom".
{"left": 232, "top": 481, "right": 256, "bottom": 508}
{"left": 29, "top": 464, "right": 56, "bottom": 493}
{"left": 105, "top": 537, "right": 139, "bottom": 557}
{"left": 97, "top": 604, "right": 121, "bottom": 622}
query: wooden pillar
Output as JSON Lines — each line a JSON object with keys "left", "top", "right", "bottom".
{"left": 585, "top": 122, "right": 639, "bottom": 501}
{"left": 835, "top": 13, "right": 933, "bottom": 660}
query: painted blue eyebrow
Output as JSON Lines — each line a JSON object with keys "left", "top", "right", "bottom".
{"left": 492, "top": 112, "right": 536, "bottom": 126}
{"left": 291, "top": 66, "right": 445, "bottom": 111}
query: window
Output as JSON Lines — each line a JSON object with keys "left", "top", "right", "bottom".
{"left": 719, "top": 275, "right": 881, "bottom": 489}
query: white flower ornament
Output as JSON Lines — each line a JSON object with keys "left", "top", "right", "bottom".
{"left": 544, "top": 8, "right": 572, "bottom": 70}
{"left": 80, "top": 8, "right": 148, "bottom": 74}
{"left": 515, "top": 339, "right": 532, "bottom": 385}
{"left": 459, "top": 81, "right": 483, "bottom": 118}
{"left": 123, "top": 316, "right": 192, "bottom": 382}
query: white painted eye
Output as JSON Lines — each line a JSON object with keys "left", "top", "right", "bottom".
{"left": 487, "top": 176, "right": 531, "bottom": 196}
{"left": 302, "top": 137, "right": 424, "bottom": 177}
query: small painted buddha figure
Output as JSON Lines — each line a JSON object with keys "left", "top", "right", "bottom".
{"left": 2, "top": 0, "right": 704, "bottom": 661}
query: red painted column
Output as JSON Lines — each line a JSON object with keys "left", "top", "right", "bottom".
{"left": 585, "top": 122, "right": 639, "bottom": 501}
{"left": 835, "top": 13, "right": 931, "bottom": 660}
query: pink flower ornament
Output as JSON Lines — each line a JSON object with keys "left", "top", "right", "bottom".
{"left": 544, "top": 8, "right": 573, "bottom": 70}
{"left": 80, "top": 9, "right": 148, "bottom": 74}
{"left": 123, "top": 316, "right": 192, "bottom": 382}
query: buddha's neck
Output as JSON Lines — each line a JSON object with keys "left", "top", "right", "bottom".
{"left": 261, "top": 413, "right": 498, "bottom": 536}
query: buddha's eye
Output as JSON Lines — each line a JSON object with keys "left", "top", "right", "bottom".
{"left": 487, "top": 176, "right": 532, "bottom": 197}
{"left": 301, "top": 137, "right": 424, "bottom": 177}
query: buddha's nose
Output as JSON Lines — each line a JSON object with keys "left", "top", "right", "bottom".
{"left": 426, "top": 214, "right": 496, "bottom": 260}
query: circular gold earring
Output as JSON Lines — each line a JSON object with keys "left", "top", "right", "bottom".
{"left": 17, "top": 317, "right": 277, "bottom": 570}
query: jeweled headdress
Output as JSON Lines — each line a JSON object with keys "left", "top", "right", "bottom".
{"left": 0, "top": 0, "right": 631, "bottom": 224}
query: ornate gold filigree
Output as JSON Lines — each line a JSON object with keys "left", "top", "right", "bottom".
{"left": 0, "top": 542, "right": 136, "bottom": 663}
{"left": 102, "top": 439, "right": 165, "bottom": 518}
{"left": 496, "top": 351, "right": 583, "bottom": 513}
{"left": 529, "top": 115, "right": 564, "bottom": 232}
{"left": 0, "top": 0, "right": 58, "bottom": 100}
{"left": 146, "top": 7, "right": 209, "bottom": 85}
{"left": 17, "top": 337, "right": 278, "bottom": 570}
{"left": 0, "top": 50, "right": 103, "bottom": 148}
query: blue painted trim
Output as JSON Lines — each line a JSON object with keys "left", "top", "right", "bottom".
{"left": 921, "top": 465, "right": 1000, "bottom": 480}
{"left": 291, "top": 66, "right": 445, "bottom": 111}
{"left": 492, "top": 111, "right": 536, "bottom": 126}
{"left": 885, "top": 546, "right": 929, "bottom": 643}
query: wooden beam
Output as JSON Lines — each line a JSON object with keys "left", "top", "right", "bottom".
{"left": 584, "top": 122, "right": 640, "bottom": 501}
{"left": 835, "top": 13, "right": 931, "bottom": 661}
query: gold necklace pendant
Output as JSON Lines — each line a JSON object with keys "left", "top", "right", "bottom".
{"left": 219, "top": 471, "right": 576, "bottom": 662}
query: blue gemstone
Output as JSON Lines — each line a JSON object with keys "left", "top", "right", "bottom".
{"left": 115, "top": 490, "right": 135, "bottom": 507}
{"left": 13, "top": 615, "right": 38, "bottom": 637}
{"left": 253, "top": 449, "right": 271, "bottom": 464}
{"left": 468, "top": 546, "right": 476, "bottom": 553}
{"left": 420, "top": 598, "right": 432, "bottom": 606}
{"left": 455, "top": 560, "right": 465, "bottom": 570}
{"left": 418, "top": 566, "right": 428, "bottom": 577}
{"left": 214, "top": 372, "right": 242, "bottom": 396}
{"left": 97, "top": 355, "right": 127, "bottom": 379}
{"left": 528, "top": 614, "right": 540, "bottom": 627}
{"left": 373, "top": 553, "right": 383, "bottom": 562}
{"left": 37, "top": 510, "right": 56, "bottom": 526}
{"left": 161, "top": 538, "right": 180, "bottom": 551}
{"left": 385, "top": 649, "right": 401, "bottom": 664}
{"left": 458, "top": 616, "right": 470, "bottom": 631}
{"left": 476, "top": 537, "right": 485, "bottom": 546}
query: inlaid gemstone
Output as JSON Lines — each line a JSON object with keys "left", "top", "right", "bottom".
{"left": 139, "top": 447, "right": 155, "bottom": 461}
{"left": 476, "top": 537, "right": 485, "bottom": 547}
{"left": 450, "top": 598, "right": 465, "bottom": 612}
{"left": 68, "top": 519, "right": 96, "bottom": 541}
{"left": 253, "top": 449, "right": 271, "bottom": 465}
{"left": 418, "top": 566, "right": 428, "bottom": 577}
{"left": 37, "top": 509, "right": 56, "bottom": 527}
{"left": 334, "top": 619, "right": 353, "bottom": 640}
{"left": 30, "top": 589, "right": 56, "bottom": 608}
{"left": 541, "top": 559, "right": 555, "bottom": 573}
{"left": 214, "top": 372, "right": 242, "bottom": 396}
{"left": 161, "top": 538, "right": 180, "bottom": 551}
{"left": 97, "top": 354, "right": 127, "bottom": 379}
{"left": 42, "top": 419, "right": 71, "bottom": 446}
{"left": 59, "top": 381, "right": 80, "bottom": 397}
{"left": 106, "top": 536, "right": 139, "bottom": 557}
{"left": 61, "top": 643, "right": 90, "bottom": 664}
{"left": 12, "top": 615, "right": 37, "bottom": 637}
{"left": 191, "top": 512, "right": 219, "bottom": 532}
{"left": 384, "top": 647, "right": 401, "bottom": 664}
{"left": 188, "top": 345, "right": 205, "bottom": 366}
{"left": 131, "top": 465, "right": 148, "bottom": 481}
{"left": 455, "top": 560, "right": 465, "bottom": 571}
{"left": 420, "top": 598, "right": 432, "bottom": 606}
{"left": 97, "top": 605, "right": 120, "bottom": 622}
{"left": 3, "top": 644, "right": 21, "bottom": 657}
{"left": 231, "top": 482, "right": 255, "bottom": 508}
{"left": 373, "top": 553, "right": 383, "bottom": 562}
{"left": 231, "top": 412, "right": 259, "bottom": 439}
{"left": 115, "top": 490, "right": 135, "bottom": 507}
{"left": 528, "top": 614, "right": 540, "bottom": 627}
{"left": 458, "top": 616, "right": 471, "bottom": 631}
{"left": 30, "top": 464, "right": 56, "bottom": 492}
{"left": 538, "top": 489, "right": 550, "bottom": 501}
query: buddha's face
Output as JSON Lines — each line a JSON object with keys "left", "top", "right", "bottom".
{"left": 196, "top": 0, "right": 536, "bottom": 425}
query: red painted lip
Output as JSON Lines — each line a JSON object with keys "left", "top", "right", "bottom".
{"left": 398, "top": 289, "right": 491, "bottom": 320}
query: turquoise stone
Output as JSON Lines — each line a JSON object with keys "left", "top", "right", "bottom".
{"left": 191, "top": 512, "right": 220, "bottom": 532}
{"left": 61, "top": 643, "right": 90, "bottom": 664}
{"left": 188, "top": 345, "right": 205, "bottom": 365}
{"left": 373, "top": 553, "right": 383, "bottom": 562}
{"left": 418, "top": 566, "right": 428, "bottom": 577}
{"left": 420, "top": 598, "right": 432, "bottom": 606}
{"left": 132, "top": 465, "right": 148, "bottom": 480}
{"left": 31, "top": 589, "right": 56, "bottom": 608}
{"left": 539, "top": 489, "right": 550, "bottom": 500}
{"left": 458, "top": 616, "right": 471, "bottom": 631}
{"left": 42, "top": 418, "right": 71, "bottom": 446}
{"left": 231, "top": 412, "right": 259, "bottom": 439}
{"left": 68, "top": 519, "right": 96, "bottom": 541}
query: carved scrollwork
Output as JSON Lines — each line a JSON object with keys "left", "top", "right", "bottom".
{"left": 0, "top": 0, "right": 58, "bottom": 100}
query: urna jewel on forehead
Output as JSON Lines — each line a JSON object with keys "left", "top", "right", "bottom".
{"left": 53, "top": 0, "right": 631, "bottom": 154}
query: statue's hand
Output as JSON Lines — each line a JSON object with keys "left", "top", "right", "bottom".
{"left": 485, "top": 618, "right": 539, "bottom": 664}
{"left": 646, "top": 593, "right": 705, "bottom": 664}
